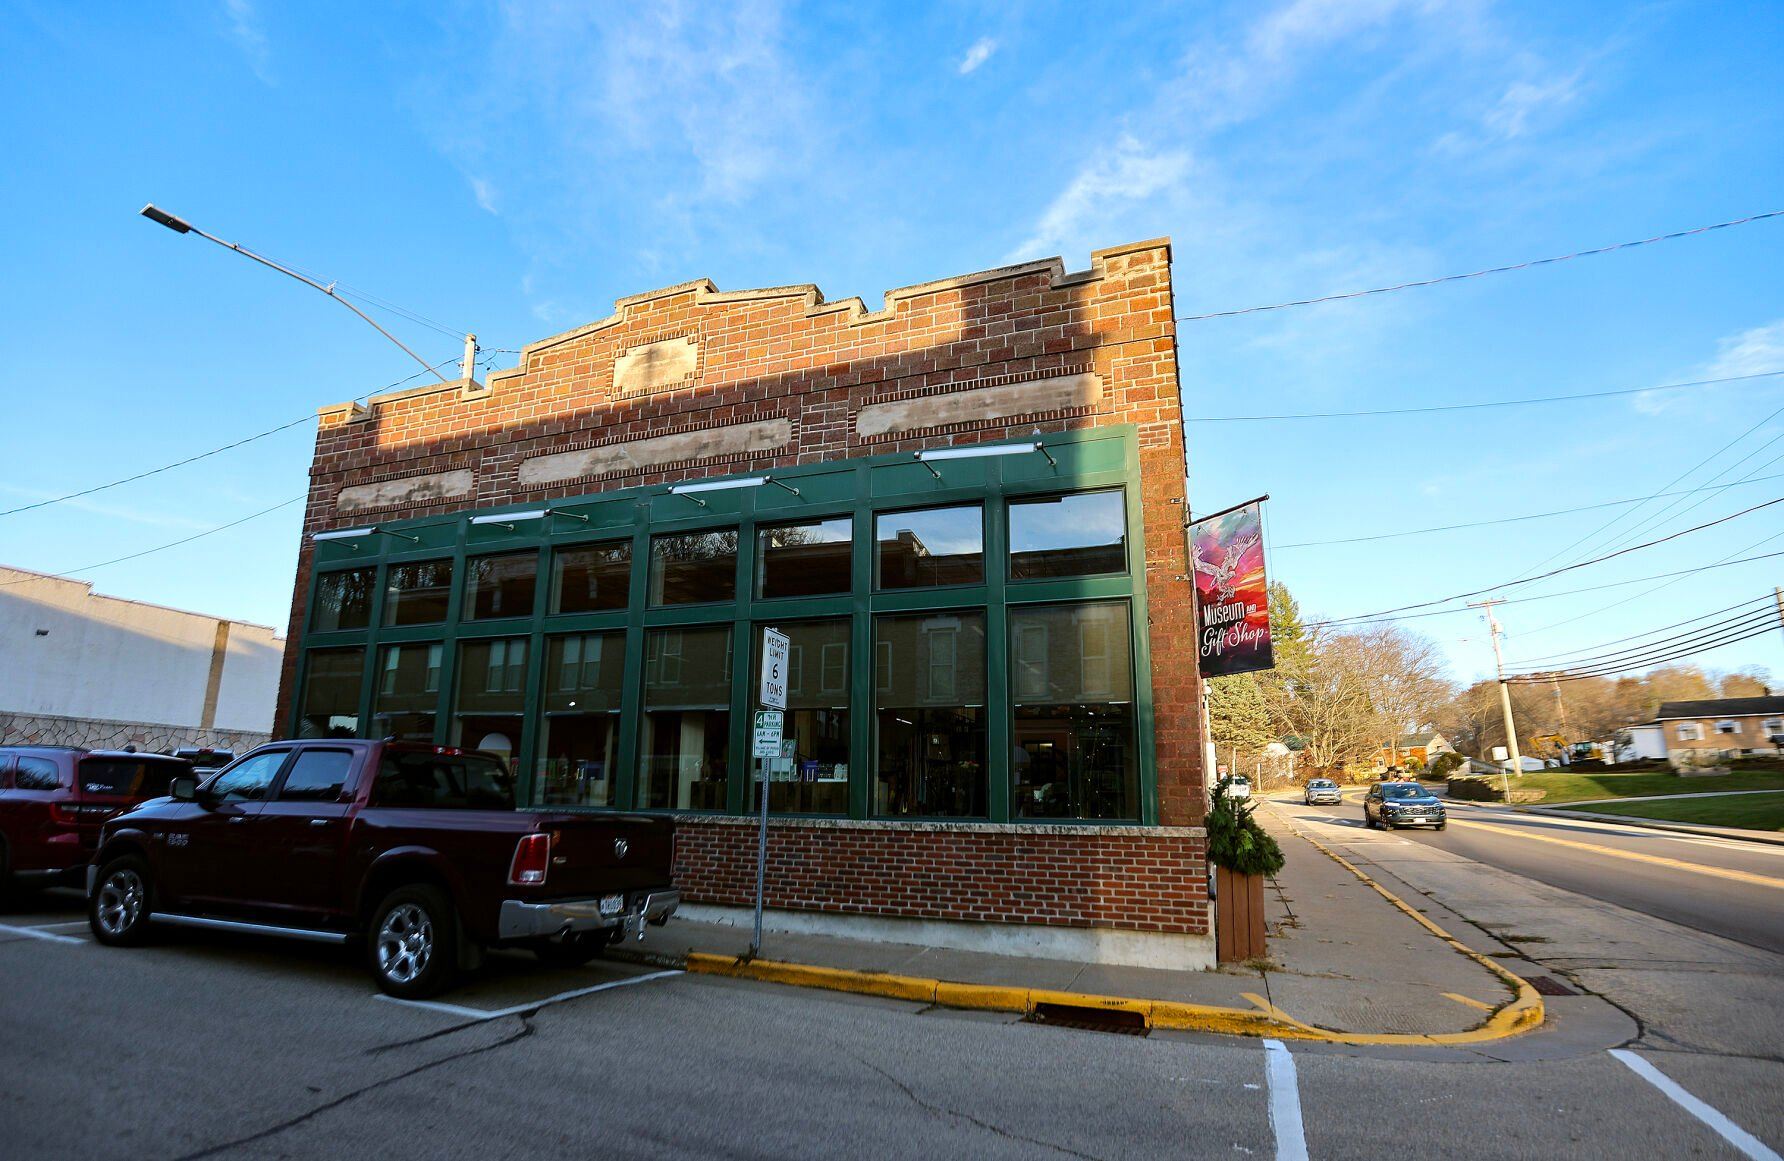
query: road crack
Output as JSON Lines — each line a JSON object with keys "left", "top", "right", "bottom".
{"left": 851, "top": 1054, "right": 1111, "bottom": 1161}
{"left": 172, "top": 1017, "right": 535, "bottom": 1159}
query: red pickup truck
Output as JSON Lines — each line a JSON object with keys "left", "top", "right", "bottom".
{"left": 87, "top": 739, "right": 679, "bottom": 998}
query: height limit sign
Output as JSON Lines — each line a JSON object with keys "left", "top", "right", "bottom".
{"left": 759, "top": 627, "right": 790, "bottom": 711}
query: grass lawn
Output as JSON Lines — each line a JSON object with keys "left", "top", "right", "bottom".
{"left": 1505, "top": 769, "right": 1784, "bottom": 804}
{"left": 1568, "top": 793, "right": 1784, "bottom": 832}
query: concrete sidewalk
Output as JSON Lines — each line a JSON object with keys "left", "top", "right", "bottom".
{"left": 612, "top": 809, "right": 1536, "bottom": 1042}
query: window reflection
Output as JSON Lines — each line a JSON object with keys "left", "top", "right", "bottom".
{"left": 552, "top": 542, "right": 631, "bottom": 613}
{"left": 752, "top": 620, "right": 850, "bottom": 814}
{"left": 465, "top": 553, "right": 537, "bottom": 620}
{"left": 373, "top": 642, "right": 442, "bottom": 741}
{"left": 640, "top": 626, "right": 732, "bottom": 809}
{"left": 384, "top": 560, "right": 454, "bottom": 626}
{"left": 875, "top": 506, "right": 983, "bottom": 589}
{"left": 452, "top": 637, "right": 528, "bottom": 769}
{"left": 1009, "top": 491, "right": 1127, "bottom": 579}
{"left": 536, "top": 632, "right": 624, "bottom": 808}
{"left": 297, "top": 648, "right": 364, "bottom": 738}
{"left": 1010, "top": 602, "right": 1137, "bottom": 820}
{"left": 313, "top": 568, "right": 375, "bottom": 632}
{"left": 874, "top": 612, "right": 986, "bottom": 817}
{"left": 650, "top": 530, "right": 738, "bottom": 605}
{"left": 758, "top": 518, "right": 852, "bottom": 599}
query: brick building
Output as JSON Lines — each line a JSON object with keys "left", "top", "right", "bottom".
{"left": 277, "top": 238, "right": 1212, "bottom": 968}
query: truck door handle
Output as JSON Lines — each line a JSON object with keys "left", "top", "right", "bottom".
{"left": 228, "top": 816, "right": 246, "bottom": 825}
{"left": 308, "top": 819, "right": 331, "bottom": 828}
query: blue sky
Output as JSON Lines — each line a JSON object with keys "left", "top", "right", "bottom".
{"left": 1, "top": 0, "right": 1780, "bottom": 687}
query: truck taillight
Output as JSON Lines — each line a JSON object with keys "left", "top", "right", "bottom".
{"left": 509, "top": 832, "right": 551, "bottom": 886}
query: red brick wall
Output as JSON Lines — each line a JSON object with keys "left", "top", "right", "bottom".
{"left": 280, "top": 238, "right": 1207, "bottom": 937}
{"left": 675, "top": 819, "right": 1209, "bottom": 934}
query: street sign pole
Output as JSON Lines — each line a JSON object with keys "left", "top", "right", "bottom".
{"left": 749, "top": 627, "right": 790, "bottom": 960}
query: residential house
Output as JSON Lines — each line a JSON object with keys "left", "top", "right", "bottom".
{"left": 1652, "top": 697, "right": 1784, "bottom": 760}
{"left": 1377, "top": 731, "right": 1454, "bottom": 769}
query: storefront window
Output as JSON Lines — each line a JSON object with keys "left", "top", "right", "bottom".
{"left": 752, "top": 620, "right": 850, "bottom": 814}
{"left": 465, "top": 552, "right": 537, "bottom": 620}
{"left": 875, "top": 505, "right": 983, "bottom": 589}
{"left": 874, "top": 611, "right": 986, "bottom": 817}
{"left": 1010, "top": 602, "right": 1137, "bottom": 820}
{"left": 552, "top": 542, "right": 632, "bottom": 613}
{"left": 640, "top": 626, "right": 732, "bottom": 809}
{"left": 451, "top": 637, "right": 528, "bottom": 770}
{"left": 1009, "top": 491, "right": 1127, "bottom": 579}
{"left": 384, "top": 560, "right": 454, "bottom": 626}
{"left": 312, "top": 568, "right": 376, "bottom": 632}
{"left": 373, "top": 642, "right": 442, "bottom": 741}
{"left": 297, "top": 648, "right": 364, "bottom": 738}
{"left": 536, "top": 632, "right": 625, "bottom": 808}
{"left": 758, "top": 517, "right": 853, "bottom": 599}
{"left": 650, "top": 530, "right": 738, "bottom": 606}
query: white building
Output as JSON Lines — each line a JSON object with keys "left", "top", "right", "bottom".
{"left": 0, "top": 566, "right": 283, "bottom": 752}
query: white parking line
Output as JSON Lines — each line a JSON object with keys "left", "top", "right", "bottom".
{"left": 374, "top": 968, "right": 682, "bottom": 1021}
{"left": 1610, "top": 1049, "right": 1782, "bottom": 1161}
{"left": 0, "top": 922, "right": 84, "bottom": 945}
{"left": 1262, "top": 1039, "right": 1309, "bottom": 1161}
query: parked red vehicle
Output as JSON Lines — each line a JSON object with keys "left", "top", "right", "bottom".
{"left": 0, "top": 746, "right": 190, "bottom": 897}
{"left": 87, "top": 739, "right": 679, "bottom": 997}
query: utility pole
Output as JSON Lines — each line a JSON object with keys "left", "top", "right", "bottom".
{"left": 1468, "top": 599, "right": 1522, "bottom": 803}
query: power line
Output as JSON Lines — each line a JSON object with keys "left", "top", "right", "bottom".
{"left": 1508, "top": 620, "right": 1779, "bottom": 683}
{"left": 1301, "top": 547, "right": 1784, "bottom": 631}
{"left": 0, "top": 354, "right": 461, "bottom": 519}
{"left": 1175, "top": 209, "right": 1784, "bottom": 323}
{"left": 1507, "top": 594, "right": 1772, "bottom": 666}
{"left": 1507, "top": 603, "right": 1777, "bottom": 676}
{"left": 1586, "top": 441, "right": 1784, "bottom": 561}
{"left": 1506, "top": 528, "right": 1784, "bottom": 639}
{"left": 1306, "top": 495, "right": 1784, "bottom": 628}
{"left": 0, "top": 496, "right": 304, "bottom": 587}
{"left": 1187, "top": 369, "right": 1782, "bottom": 423}
{"left": 1273, "top": 471, "right": 1784, "bottom": 550}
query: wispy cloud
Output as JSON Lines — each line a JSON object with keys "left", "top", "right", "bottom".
{"left": 0, "top": 484, "right": 212, "bottom": 531}
{"left": 1481, "top": 72, "right": 1579, "bottom": 140}
{"left": 222, "top": 0, "right": 273, "bottom": 85}
{"left": 468, "top": 176, "right": 499, "bottom": 215}
{"left": 1007, "top": 135, "right": 1190, "bottom": 262}
{"left": 957, "top": 37, "right": 997, "bottom": 75}
{"left": 1704, "top": 319, "right": 1784, "bottom": 381}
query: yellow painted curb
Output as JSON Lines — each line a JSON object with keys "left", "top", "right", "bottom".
{"left": 1265, "top": 808, "right": 1546, "bottom": 1044}
{"left": 683, "top": 858, "right": 1545, "bottom": 1053}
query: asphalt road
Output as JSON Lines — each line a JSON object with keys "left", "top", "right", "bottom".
{"left": 3, "top": 886, "right": 1782, "bottom": 1159}
{"left": 1306, "top": 793, "right": 1784, "bottom": 955}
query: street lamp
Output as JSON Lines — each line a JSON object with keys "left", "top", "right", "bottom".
{"left": 139, "top": 203, "right": 459, "bottom": 385}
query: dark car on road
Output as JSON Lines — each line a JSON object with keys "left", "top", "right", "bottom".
{"left": 1303, "top": 778, "right": 1342, "bottom": 806}
{"left": 87, "top": 739, "right": 679, "bottom": 998}
{"left": 0, "top": 746, "right": 191, "bottom": 897}
{"left": 1364, "top": 781, "right": 1447, "bottom": 830}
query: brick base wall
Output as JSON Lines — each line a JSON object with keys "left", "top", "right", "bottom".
{"left": 673, "top": 817, "right": 1208, "bottom": 935}
{"left": 0, "top": 710, "right": 269, "bottom": 755}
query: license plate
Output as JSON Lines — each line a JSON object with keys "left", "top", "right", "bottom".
{"left": 598, "top": 894, "right": 624, "bottom": 917}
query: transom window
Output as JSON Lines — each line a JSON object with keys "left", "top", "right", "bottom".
{"left": 876, "top": 506, "right": 984, "bottom": 589}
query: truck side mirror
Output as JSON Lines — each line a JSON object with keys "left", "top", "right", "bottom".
{"left": 170, "top": 776, "right": 198, "bottom": 802}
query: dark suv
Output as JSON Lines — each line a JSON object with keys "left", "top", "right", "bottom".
{"left": 0, "top": 746, "right": 190, "bottom": 895}
{"left": 1364, "top": 781, "right": 1447, "bottom": 830}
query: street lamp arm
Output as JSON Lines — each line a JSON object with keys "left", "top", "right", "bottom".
{"left": 139, "top": 204, "right": 455, "bottom": 386}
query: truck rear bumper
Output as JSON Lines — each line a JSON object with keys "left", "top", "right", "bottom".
{"left": 498, "top": 888, "right": 680, "bottom": 943}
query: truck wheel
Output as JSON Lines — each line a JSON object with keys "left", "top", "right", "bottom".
{"left": 532, "top": 931, "right": 612, "bottom": 968}
{"left": 368, "top": 885, "right": 459, "bottom": 999}
{"left": 90, "top": 856, "right": 154, "bottom": 946}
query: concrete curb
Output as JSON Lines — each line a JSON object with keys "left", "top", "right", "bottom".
{"left": 1262, "top": 808, "right": 1545, "bottom": 1044}
{"left": 648, "top": 854, "right": 1544, "bottom": 1045}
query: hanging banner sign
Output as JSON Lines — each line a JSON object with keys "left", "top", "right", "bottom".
{"left": 1189, "top": 498, "right": 1274, "bottom": 678}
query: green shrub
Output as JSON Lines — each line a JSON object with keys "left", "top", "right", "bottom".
{"left": 1207, "top": 777, "right": 1285, "bottom": 877}
{"left": 1430, "top": 752, "right": 1465, "bottom": 780}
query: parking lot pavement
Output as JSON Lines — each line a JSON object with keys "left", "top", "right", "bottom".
{"left": 5, "top": 887, "right": 1784, "bottom": 1159}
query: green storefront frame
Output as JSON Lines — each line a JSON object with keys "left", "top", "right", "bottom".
{"left": 291, "top": 425, "right": 1161, "bottom": 825}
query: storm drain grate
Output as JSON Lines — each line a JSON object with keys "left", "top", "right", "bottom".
{"left": 1522, "top": 975, "right": 1577, "bottom": 996}
{"left": 1025, "top": 1002, "right": 1150, "bottom": 1036}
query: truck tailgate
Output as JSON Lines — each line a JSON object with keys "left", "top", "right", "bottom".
{"left": 531, "top": 812, "right": 675, "bottom": 899}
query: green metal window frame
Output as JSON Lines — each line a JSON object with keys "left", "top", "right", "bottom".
{"left": 291, "top": 424, "right": 1160, "bottom": 825}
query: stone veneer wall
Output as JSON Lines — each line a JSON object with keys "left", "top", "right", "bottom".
{"left": 0, "top": 710, "right": 269, "bottom": 754}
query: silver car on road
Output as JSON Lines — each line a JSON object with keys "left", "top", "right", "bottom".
{"left": 1303, "top": 778, "right": 1342, "bottom": 806}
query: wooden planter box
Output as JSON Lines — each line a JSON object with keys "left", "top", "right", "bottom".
{"left": 1215, "top": 866, "right": 1268, "bottom": 963}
